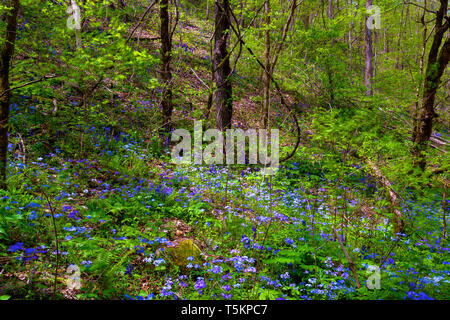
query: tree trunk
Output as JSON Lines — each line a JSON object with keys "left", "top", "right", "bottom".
{"left": 0, "top": 0, "right": 20, "bottom": 190}
{"left": 326, "top": 0, "right": 335, "bottom": 104}
{"left": 328, "top": 0, "right": 333, "bottom": 19}
{"left": 412, "top": 0, "right": 428, "bottom": 147}
{"left": 159, "top": 0, "right": 173, "bottom": 136}
{"left": 263, "top": 0, "right": 271, "bottom": 128}
{"left": 412, "top": 0, "right": 449, "bottom": 170}
{"left": 364, "top": 0, "right": 374, "bottom": 95}
{"left": 383, "top": 27, "right": 389, "bottom": 53}
{"left": 214, "top": 0, "right": 233, "bottom": 131}
{"left": 348, "top": 0, "right": 353, "bottom": 73}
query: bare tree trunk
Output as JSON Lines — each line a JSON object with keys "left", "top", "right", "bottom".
{"left": 302, "top": 14, "right": 310, "bottom": 30}
{"left": 412, "top": 0, "right": 428, "bottom": 146}
{"left": 214, "top": 0, "right": 233, "bottom": 131}
{"left": 159, "top": 0, "right": 173, "bottom": 136}
{"left": 412, "top": 0, "right": 449, "bottom": 170}
{"left": 0, "top": 0, "right": 20, "bottom": 190}
{"left": 348, "top": 0, "right": 353, "bottom": 73}
{"left": 367, "top": 159, "right": 405, "bottom": 234}
{"left": 383, "top": 27, "right": 389, "bottom": 53}
{"left": 328, "top": 0, "right": 333, "bottom": 19}
{"left": 359, "top": 22, "right": 363, "bottom": 78}
{"left": 364, "top": 0, "right": 373, "bottom": 95}
{"left": 263, "top": 0, "right": 271, "bottom": 128}
{"left": 326, "top": 0, "right": 335, "bottom": 104}
{"left": 395, "top": 5, "right": 405, "bottom": 70}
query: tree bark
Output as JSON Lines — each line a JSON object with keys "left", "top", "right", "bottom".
{"left": 328, "top": 0, "right": 334, "bottom": 19}
{"left": 0, "top": 0, "right": 20, "bottom": 190}
{"left": 412, "top": 0, "right": 449, "bottom": 170}
{"left": 214, "top": 0, "right": 233, "bottom": 131}
{"left": 263, "top": 0, "right": 271, "bottom": 128}
{"left": 348, "top": 0, "right": 353, "bottom": 72}
{"left": 364, "top": 0, "right": 374, "bottom": 95}
{"left": 412, "top": 0, "right": 428, "bottom": 147}
{"left": 159, "top": 0, "right": 173, "bottom": 135}
{"left": 326, "top": 0, "right": 335, "bottom": 104}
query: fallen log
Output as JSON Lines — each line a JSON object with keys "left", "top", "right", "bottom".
{"left": 365, "top": 158, "right": 405, "bottom": 234}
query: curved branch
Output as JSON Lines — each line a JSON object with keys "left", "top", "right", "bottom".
{"left": 125, "top": 0, "right": 157, "bottom": 43}
{"left": 225, "top": 2, "right": 301, "bottom": 163}
{"left": 0, "top": 74, "right": 58, "bottom": 98}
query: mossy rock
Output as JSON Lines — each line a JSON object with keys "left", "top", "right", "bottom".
{"left": 167, "top": 239, "right": 203, "bottom": 269}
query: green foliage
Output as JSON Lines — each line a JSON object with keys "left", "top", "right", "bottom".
{"left": 1, "top": 0, "right": 448, "bottom": 302}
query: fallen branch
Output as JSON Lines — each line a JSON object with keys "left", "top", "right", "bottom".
{"left": 189, "top": 67, "right": 209, "bottom": 89}
{"left": 366, "top": 158, "right": 405, "bottom": 234}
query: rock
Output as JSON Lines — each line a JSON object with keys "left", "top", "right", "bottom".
{"left": 167, "top": 239, "right": 202, "bottom": 270}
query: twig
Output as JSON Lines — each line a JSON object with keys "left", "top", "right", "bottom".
{"left": 0, "top": 74, "right": 58, "bottom": 98}
{"left": 189, "top": 67, "right": 209, "bottom": 89}
{"left": 23, "top": 172, "right": 60, "bottom": 299}
{"left": 226, "top": 3, "right": 301, "bottom": 163}
{"left": 332, "top": 228, "right": 361, "bottom": 289}
{"left": 403, "top": 1, "right": 437, "bottom": 14}
{"left": 125, "top": 0, "right": 157, "bottom": 43}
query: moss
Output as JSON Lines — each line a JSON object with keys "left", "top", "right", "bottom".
{"left": 167, "top": 239, "right": 202, "bottom": 270}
